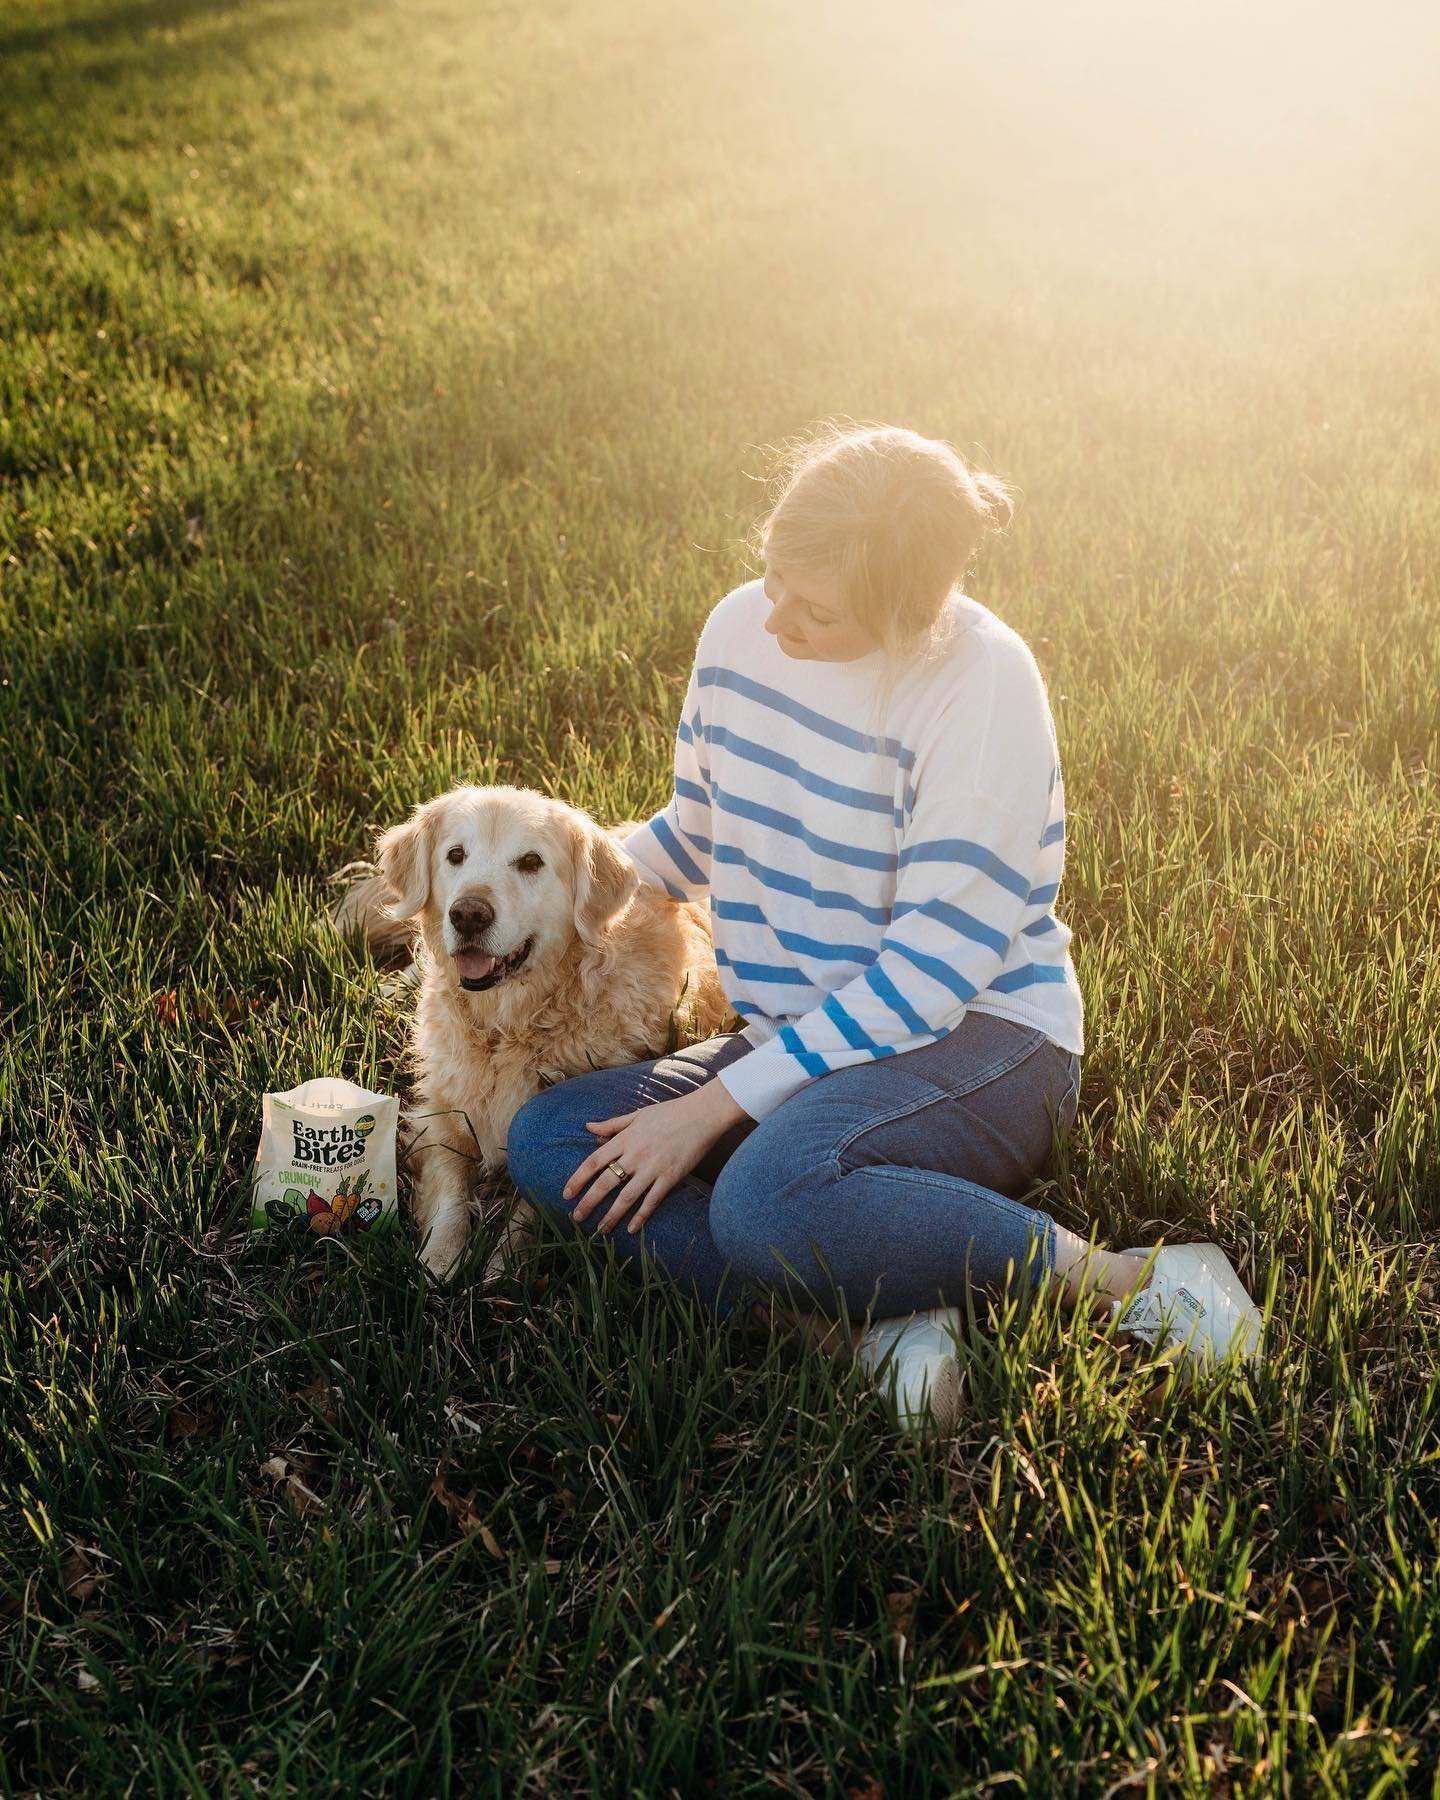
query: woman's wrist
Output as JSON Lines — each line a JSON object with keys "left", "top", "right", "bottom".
{"left": 689, "top": 1075, "right": 751, "bottom": 1137}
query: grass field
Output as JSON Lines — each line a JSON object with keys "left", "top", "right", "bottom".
{"left": 4, "top": 0, "right": 1440, "bottom": 1791}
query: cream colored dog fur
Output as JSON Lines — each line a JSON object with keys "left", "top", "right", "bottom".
{"left": 335, "top": 785, "right": 728, "bottom": 1277}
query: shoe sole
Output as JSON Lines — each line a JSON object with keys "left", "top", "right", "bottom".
{"left": 889, "top": 1355, "right": 961, "bottom": 1435}
{"left": 925, "top": 1355, "right": 962, "bottom": 1433}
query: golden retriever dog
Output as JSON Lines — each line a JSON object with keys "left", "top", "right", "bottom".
{"left": 333, "top": 785, "right": 729, "bottom": 1277}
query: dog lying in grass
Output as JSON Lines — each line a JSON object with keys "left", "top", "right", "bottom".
{"left": 332, "top": 784, "right": 729, "bottom": 1277}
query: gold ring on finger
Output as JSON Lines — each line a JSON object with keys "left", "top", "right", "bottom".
{"left": 608, "top": 1160, "right": 628, "bottom": 1182}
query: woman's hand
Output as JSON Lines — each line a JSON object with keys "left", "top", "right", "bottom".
{"left": 565, "top": 1079, "right": 751, "bottom": 1237}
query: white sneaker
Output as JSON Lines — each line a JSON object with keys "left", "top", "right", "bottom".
{"left": 1113, "top": 1243, "right": 1263, "bottom": 1377}
{"left": 857, "top": 1307, "right": 964, "bottom": 1433}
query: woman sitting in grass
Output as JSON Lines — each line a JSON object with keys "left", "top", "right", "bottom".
{"left": 508, "top": 422, "right": 1261, "bottom": 1431}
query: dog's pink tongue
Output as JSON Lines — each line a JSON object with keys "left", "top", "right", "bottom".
{"left": 453, "top": 950, "right": 497, "bottom": 984}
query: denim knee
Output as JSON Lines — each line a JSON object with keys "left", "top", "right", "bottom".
{"left": 507, "top": 1083, "right": 557, "bottom": 1163}
{"left": 506, "top": 1084, "right": 583, "bottom": 1216}
{"left": 708, "top": 1138, "right": 824, "bottom": 1285}
{"left": 707, "top": 1182, "right": 764, "bottom": 1282}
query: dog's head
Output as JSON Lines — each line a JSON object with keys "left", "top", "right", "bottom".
{"left": 375, "top": 785, "right": 638, "bottom": 995}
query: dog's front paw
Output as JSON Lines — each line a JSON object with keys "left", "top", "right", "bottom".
{"left": 418, "top": 1218, "right": 471, "bottom": 1283}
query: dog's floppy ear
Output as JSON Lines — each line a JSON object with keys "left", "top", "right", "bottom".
{"left": 376, "top": 802, "right": 438, "bottom": 920}
{"left": 571, "top": 812, "right": 639, "bottom": 946}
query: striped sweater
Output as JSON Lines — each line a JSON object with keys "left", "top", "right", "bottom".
{"left": 620, "top": 578, "right": 1085, "bottom": 1121}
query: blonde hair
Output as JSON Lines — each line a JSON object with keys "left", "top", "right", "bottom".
{"left": 747, "top": 421, "right": 1014, "bottom": 675}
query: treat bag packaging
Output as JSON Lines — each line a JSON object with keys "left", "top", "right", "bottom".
{"left": 252, "top": 1077, "right": 399, "bottom": 1237}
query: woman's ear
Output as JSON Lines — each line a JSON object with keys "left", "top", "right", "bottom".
{"left": 376, "top": 803, "right": 437, "bottom": 920}
{"left": 571, "top": 813, "right": 639, "bottom": 945}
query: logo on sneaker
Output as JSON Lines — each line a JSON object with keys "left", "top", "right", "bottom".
{"left": 1171, "top": 1286, "right": 1204, "bottom": 1319}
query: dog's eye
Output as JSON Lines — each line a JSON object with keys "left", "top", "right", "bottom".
{"left": 514, "top": 852, "right": 544, "bottom": 874}
{"left": 446, "top": 845, "right": 466, "bottom": 866}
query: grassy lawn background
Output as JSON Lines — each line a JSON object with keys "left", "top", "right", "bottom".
{"left": 3, "top": 0, "right": 1438, "bottom": 1790}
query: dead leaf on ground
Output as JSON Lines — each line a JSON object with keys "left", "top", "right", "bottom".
{"left": 62, "top": 1545, "right": 102, "bottom": 1606}
{"left": 167, "top": 1400, "right": 218, "bottom": 1441}
{"left": 431, "top": 1459, "right": 502, "bottom": 1556}
{"left": 259, "top": 1455, "right": 325, "bottom": 1516}
{"left": 1012, "top": 1445, "right": 1046, "bottom": 1499}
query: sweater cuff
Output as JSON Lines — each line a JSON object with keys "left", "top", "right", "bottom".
{"left": 716, "top": 1042, "right": 816, "bottom": 1121}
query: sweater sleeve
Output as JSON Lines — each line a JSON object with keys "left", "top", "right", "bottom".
{"left": 614, "top": 663, "right": 714, "bottom": 901}
{"left": 716, "top": 709, "right": 1055, "bottom": 1121}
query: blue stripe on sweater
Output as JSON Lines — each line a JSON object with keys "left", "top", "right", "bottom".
{"left": 715, "top": 948, "right": 812, "bottom": 986}
{"left": 675, "top": 776, "right": 711, "bottom": 809}
{"left": 651, "top": 815, "right": 704, "bottom": 888}
{"left": 712, "top": 843, "right": 894, "bottom": 925}
{"left": 779, "top": 1024, "right": 831, "bottom": 1078}
{"left": 864, "top": 962, "right": 933, "bottom": 1037}
{"left": 712, "top": 899, "right": 769, "bottom": 925}
{"left": 886, "top": 939, "right": 980, "bottom": 1005}
{"left": 893, "top": 783, "right": 919, "bottom": 830}
{"left": 712, "top": 785, "right": 899, "bottom": 873}
{"left": 776, "top": 928, "right": 877, "bottom": 967}
{"left": 712, "top": 900, "right": 876, "bottom": 965}
{"left": 1022, "top": 914, "right": 1061, "bottom": 937}
{"left": 989, "top": 962, "right": 1069, "bottom": 993}
{"left": 820, "top": 993, "right": 878, "bottom": 1051}
{"left": 892, "top": 897, "right": 1010, "bottom": 958}
{"left": 676, "top": 821, "right": 713, "bottom": 856}
{"left": 1041, "top": 818, "right": 1066, "bottom": 848}
{"left": 897, "top": 837, "right": 1031, "bottom": 901}
{"left": 699, "top": 723, "right": 895, "bottom": 816}
{"left": 698, "top": 666, "right": 916, "bottom": 769}
{"left": 680, "top": 712, "right": 712, "bottom": 785}
{"left": 1026, "top": 882, "right": 1059, "bottom": 907}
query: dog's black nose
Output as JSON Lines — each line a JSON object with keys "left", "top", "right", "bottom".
{"left": 448, "top": 893, "right": 496, "bottom": 935}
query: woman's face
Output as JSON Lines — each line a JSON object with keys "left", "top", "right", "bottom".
{"left": 762, "top": 561, "right": 879, "bottom": 662}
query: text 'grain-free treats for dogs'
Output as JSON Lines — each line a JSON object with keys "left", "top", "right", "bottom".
{"left": 251, "top": 1077, "right": 399, "bottom": 1237}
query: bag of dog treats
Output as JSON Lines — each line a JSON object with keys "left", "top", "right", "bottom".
{"left": 251, "top": 1077, "right": 399, "bottom": 1238}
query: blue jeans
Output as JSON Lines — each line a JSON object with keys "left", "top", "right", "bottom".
{"left": 507, "top": 1012, "right": 1082, "bottom": 1320}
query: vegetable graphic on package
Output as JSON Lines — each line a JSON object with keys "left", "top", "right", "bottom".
{"left": 303, "top": 1170, "right": 384, "bottom": 1236}
{"left": 252, "top": 1078, "right": 399, "bottom": 1237}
